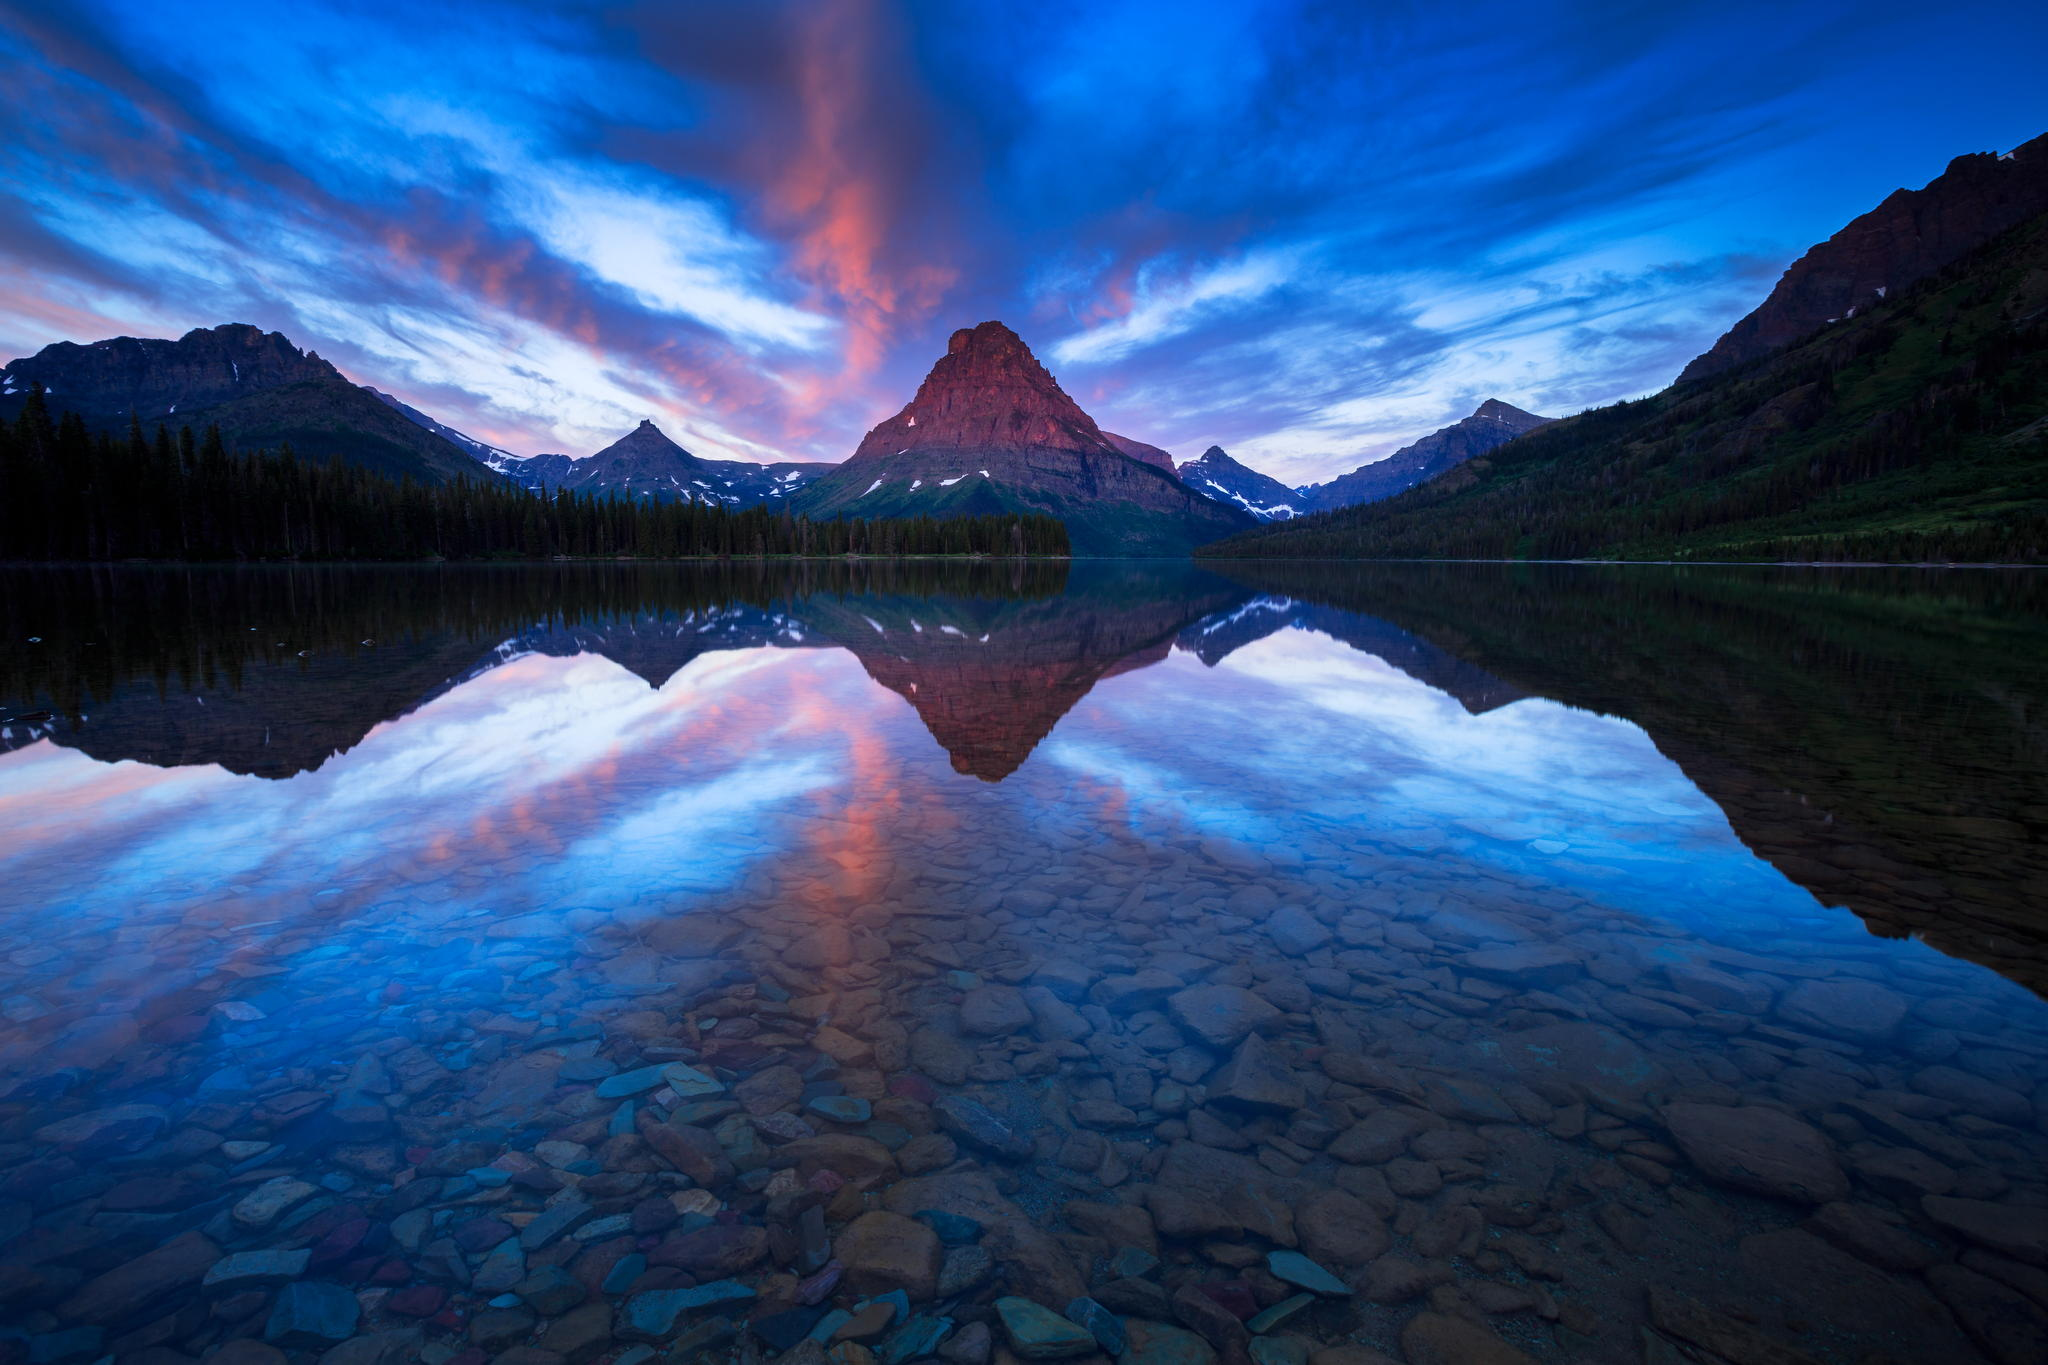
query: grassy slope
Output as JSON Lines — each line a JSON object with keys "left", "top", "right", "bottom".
{"left": 1203, "top": 214, "right": 2048, "bottom": 563}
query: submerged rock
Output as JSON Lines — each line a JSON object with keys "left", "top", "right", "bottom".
{"left": 1663, "top": 1102, "right": 1848, "bottom": 1204}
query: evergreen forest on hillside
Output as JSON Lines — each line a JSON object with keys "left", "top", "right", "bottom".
{"left": 0, "top": 393, "right": 1070, "bottom": 562}
{"left": 1203, "top": 214, "right": 2048, "bottom": 564}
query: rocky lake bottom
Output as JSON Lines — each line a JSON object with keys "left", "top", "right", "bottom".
{"left": 0, "top": 562, "right": 2042, "bottom": 1365}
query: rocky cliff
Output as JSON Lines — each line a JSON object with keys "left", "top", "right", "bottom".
{"left": 0, "top": 324, "right": 483, "bottom": 484}
{"left": 795, "top": 321, "right": 1249, "bottom": 555}
{"left": 1681, "top": 131, "right": 2048, "bottom": 381}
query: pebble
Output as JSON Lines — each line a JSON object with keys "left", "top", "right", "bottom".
{"left": 994, "top": 1297, "right": 1097, "bottom": 1359}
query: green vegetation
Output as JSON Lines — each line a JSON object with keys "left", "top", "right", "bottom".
{"left": 1203, "top": 214, "right": 2048, "bottom": 563}
{"left": 0, "top": 395, "right": 1070, "bottom": 561}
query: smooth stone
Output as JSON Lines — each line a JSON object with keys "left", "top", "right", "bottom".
{"left": 603, "top": 1252, "right": 649, "bottom": 1294}
{"left": 1293, "top": 1191, "right": 1390, "bottom": 1267}
{"left": 1250, "top": 1337, "right": 1312, "bottom": 1365}
{"left": 1108, "top": 1247, "right": 1160, "bottom": 1280}
{"left": 263, "top": 1281, "right": 360, "bottom": 1348}
{"left": 1399, "top": 1313, "right": 1536, "bottom": 1365}
{"left": 879, "top": 1315, "right": 955, "bottom": 1365}
{"left": 839, "top": 1211, "right": 944, "bottom": 1301}
{"left": 57, "top": 1230, "right": 219, "bottom": 1322}
{"left": 1663, "top": 1102, "right": 1847, "bottom": 1204}
{"left": 1167, "top": 986, "right": 1281, "bottom": 1048}
{"left": 937, "top": 1245, "right": 995, "bottom": 1298}
{"left": 932, "top": 1096, "right": 1034, "bottom": 1160}
{"left": 994, "top": 1297, "right": 1096, "bottom": 1359}
{"left": 516, "top": 1265, "right": 586, "bottom": 1315}
{"left": 938, "top": 1320, "right": 992, "bottom": 1365}
{"left": 1458, "top": 944, "right": 1583, "bottom": 989}
{"left": 1063, "top": 1297, "right": 1127, "bottom": 1355}
{"left": 1265, "top": 907, "right": 1331, "bottom": 956}
{"left": 664, "top": 1062, "right": 727, "bottom": 1098}
{"left": 959, "top": 986, "right": 1035, "bottom": 1036}
{"left": 1775, "top": 979, "right": 1909, "bottom": 1043}
{"left": 619, "top": 1280, "right": 757, "bottom": 1341}
{"left": 1246, "top": 1296, "right": 1316, "bottom": 1335}
{"left": 1122, "top": 1320, "right": 1217, "bottom": 1365}
{"left": 755, "top": 1307, "right": 830, "bottom": 1352}
{"left": 1209, "top": 1032, "right": 1306, "bottom": 1113}
{"left": 914, "top": 1210, "right": 983, "bottom": 1245}
{"left": 1922, "top": 1196, "right": 2048, "bottom": 1264}
{"left": 597, "top": 1065, "right": 672, "bottom": 1098}
{"left": 231, "top": 1176, "right": 319, "bottom": 1228}
{"left": 1267, "top": 1250, "right": 1348, "bottom": 1296}
{"left": 809, "top": 1096, "right": 874, "bottom": 1124}
{"left": 203, "top": 1248, "right": 311, "bottom": 1291}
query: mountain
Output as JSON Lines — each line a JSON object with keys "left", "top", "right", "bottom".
{"left": 363, "top": 387, "right": 567, "bottom": 492}
{"left": 0, "top": 324, "right": 483, "bottom": 484}
{"left": 1176, "top": 446, "right": 1307, "bottom": 520}
{"left": 1204, "top": 200, "right": 2048, "bottom": 563}
{"left": 791, "top": 321, "right": 1251, "bottom": 555}
{"left": 369, "top": 396, "right": 834, "bottom": 509}
{"left": 1101, "top": 431, "right": 1178, "bottom": 473}
{"left": 498, "top": 420, "right": 833, "bottom": 509}
{"left": 1682, "top": 132, "right": 2048, "bottom": 383}
{"left": 1298, "top": 400, "right": 1552, "bottom": 511}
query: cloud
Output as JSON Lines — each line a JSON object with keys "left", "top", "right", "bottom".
{"left": 0, "top": 0, "right": 2041, "bottom": 476}
{"left": 1049, "top": 249, "right": 1298, "bottom": 366}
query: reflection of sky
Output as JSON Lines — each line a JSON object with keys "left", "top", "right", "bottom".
{"left": 0, "top": 617, "right": 2015, "bottom": 1076}
{"left": 1042, "top": 629, "right": 1878, "bottom": 958}
{"left": 0, "top": 648, "right": 906, "bottom": 1033}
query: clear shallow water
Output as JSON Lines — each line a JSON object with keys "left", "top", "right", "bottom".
{"left": 0, "top": 562, "right": 2043, "bottom": 1365}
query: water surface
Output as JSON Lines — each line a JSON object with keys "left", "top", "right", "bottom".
{"left": 0, "top": 562, "right": 2043, "bottom": 1365}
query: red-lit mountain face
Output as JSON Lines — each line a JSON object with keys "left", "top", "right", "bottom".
{"left": 794, "top": 321, "right": 1250, "bottom": 555}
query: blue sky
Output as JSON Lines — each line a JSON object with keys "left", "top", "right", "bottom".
{"left": 0, "top": 1, "right": 2040, "bottom": 483}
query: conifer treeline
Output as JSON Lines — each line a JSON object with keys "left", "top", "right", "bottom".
{"left": 0, "top": 391, "right": 1070, "bottom": 561}
{"left": 1201, "top": 215, "right": 2048, "bottom": 564}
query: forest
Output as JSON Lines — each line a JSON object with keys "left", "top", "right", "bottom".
{"left": 0, "top": 390, "right": 1071, "bottom": 562}
{"left": 1202, "top": 214, "right": 2048, "bottom": 564}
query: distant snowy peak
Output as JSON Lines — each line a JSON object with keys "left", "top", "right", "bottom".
{"left": 556, "top": 420, "right": 834, "bottom": 509}
{"left": 374, "top": 400, "right": 835, "bottom": 509}
{"left": 1176, "top": 445, "right": 1307, "bottom": 521}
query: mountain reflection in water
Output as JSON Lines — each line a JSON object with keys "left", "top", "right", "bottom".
{"left": 0, "top": 562, "right": 2042, "bottom": 1365}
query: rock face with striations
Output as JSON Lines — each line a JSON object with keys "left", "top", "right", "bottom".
{"left": 0, "top": 323, "right": 484, "bottom": 484}
{"left": 1680, "top": 132, "right": 2048, "bottom": 381}
{"left": 793, "top": 321, "right": 1251, "bottom": 555}
{"left": 1299, "top": 400, "right": 1552, "bottom": 512}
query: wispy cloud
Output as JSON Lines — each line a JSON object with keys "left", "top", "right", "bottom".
{"left": 0, "top": 0, "right": 2040, "bottom": 478}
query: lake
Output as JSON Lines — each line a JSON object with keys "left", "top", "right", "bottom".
{"left": 0, "top": 561, "right": 2043, "bottom": 1365}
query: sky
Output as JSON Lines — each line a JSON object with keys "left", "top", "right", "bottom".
{"left": 0, "top": 2, "right": 2042, "bottom": 485}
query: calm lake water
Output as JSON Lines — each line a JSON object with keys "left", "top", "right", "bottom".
{"left": 0, "top": 562, "right": 2043, "bottom": 1365}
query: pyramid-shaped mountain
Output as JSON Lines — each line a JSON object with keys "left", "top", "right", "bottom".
{"left": 792, "top": 321, "right": 1251, "bottom": 555}
{"left": 0, "top": 324, "right": 482, "bottom": 484}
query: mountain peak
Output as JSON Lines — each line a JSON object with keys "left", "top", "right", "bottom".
{"left": 1472, "top": 399, "right": 1539, "bottom": 423}
{"left": 1680, "top": 130, "right": 2048, "bottom": 382}
{"left": 1175, "top": 444, "right": 1307, "bottom": 521}
{"left": 850, "top": 319, "right": 1111, "bottom": 463}
{"left": 947, "top": 320, "right": 1026, "bottom": 355}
